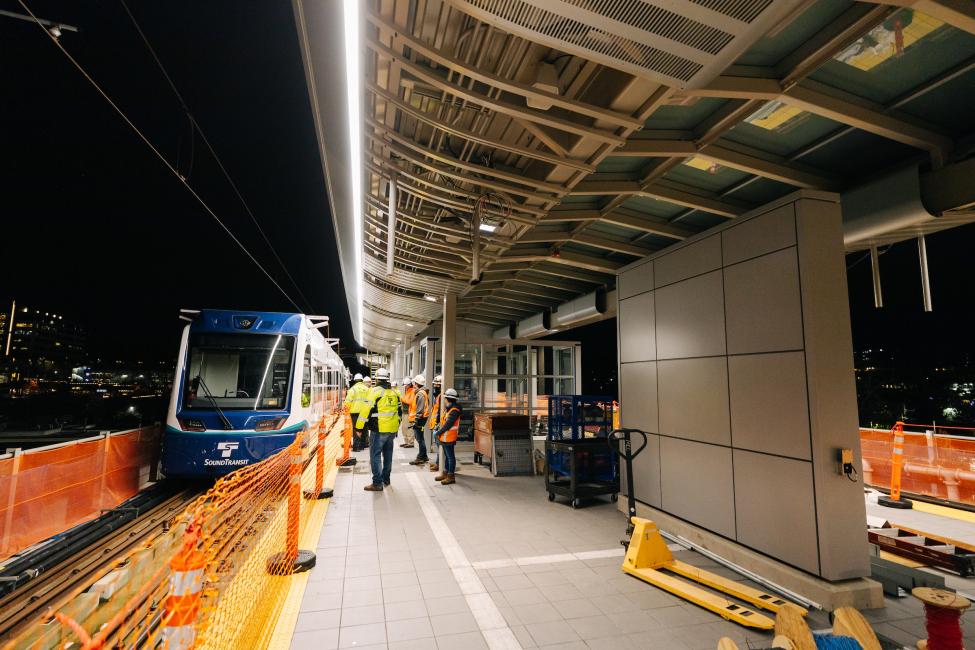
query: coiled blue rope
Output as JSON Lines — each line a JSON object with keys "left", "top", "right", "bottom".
{"left": 813, "top": 633, "right": 862, "bottom": 650}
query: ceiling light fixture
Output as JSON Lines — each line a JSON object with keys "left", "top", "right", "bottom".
{"left": 342, "top": 0, "right": 364, "bottom": 338}
{"left": 423, "top": 294, "right": 440, "bottom": 303}
{"left": 478, "top": 222, "right": 497, "bottom": 233}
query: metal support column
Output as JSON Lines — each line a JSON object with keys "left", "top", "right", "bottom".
{"left": 870, "top": 246, "right": 883, "bottom": 309}
{"left": 441, "top": 293, "right": 457, "bottom": 398}
{"left": 918, "top": 235, "right": 933, "bottom": 312}
{"left": 386, "top": 176, "right": 397, "bottom": 277}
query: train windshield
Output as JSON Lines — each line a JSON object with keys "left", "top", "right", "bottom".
{"left": 183, "top": 333, "right": 295, "bottom": 410}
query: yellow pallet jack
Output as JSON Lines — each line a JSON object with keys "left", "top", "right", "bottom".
{"left": 609, "top": 429, "right": 807, "bottom": 631}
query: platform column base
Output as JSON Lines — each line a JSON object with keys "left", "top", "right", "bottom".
{"left": 304, "top": 488, "right": 334, "bottom": 500}
{"left": 266, "top": 550, "right": 316, "bottom": 575}
{"left": 877, "top": 495, "right": 913, "bottom": 509}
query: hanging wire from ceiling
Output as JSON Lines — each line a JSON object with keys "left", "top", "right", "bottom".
{"left": 15, "top": 0, "right": 304, "bottom": 313}
{"left": 118, "top": 0, "right": 314, "bottom": 313}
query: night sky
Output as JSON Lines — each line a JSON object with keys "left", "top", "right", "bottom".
{"left": 4, "top": 1, "right": 974, "bottom": 372}
{"left": 4, "top": 0, "right": 351, "bottom": 361}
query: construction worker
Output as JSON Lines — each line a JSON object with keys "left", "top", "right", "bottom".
{"left": 426, "top": 375, "right": 443, "bottom": 472}
{"left": 357, "top": 368, "right": 401, "bottom": 491}
{"left": 345, "top": 373, "right": 369, "bottom": 451}
{"left": 432, "top": 388, "right": 461, "bottom": 485}
{"left": 352, "top": 375, "right": 373, "bottom": 451}
{"left": 408, "top": 375, "right": 430, "bottom": 466}
{"left": 399, "top": 376, "right": 415, "bottom": 448}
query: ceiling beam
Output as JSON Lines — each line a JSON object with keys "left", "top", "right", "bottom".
{"left": 599, "top": 208, "right": 695, "bottom": 240}
{"left": 368, "top": 119, "right": 566, "bottom": 194}
{"left": 500, "top": 248, "right": 624, "bottom": 274}
{"left": 368, "top": 39, "right": 626, "bottom": 146}
{"left": 687, "top": 76, "right": 953, "bottom": 157}
{"left": 574, "top": 177, "right": 748, "bottom": 218}
{"left": 367, "top": 11, "right": 643, "bottom": 129}
{"left": 856, "top": 0, "right": 975, "bottom": 38}
{"left": 366, "top": 82, "right": 595, "bottom": 173}
{"left": 777, "top": 4, "right": 894, "bottom": 85}
{"left": 617, "top": 139, "right": 839, "bottom": 189}
{"left": 367, "top": 135, "right": 558, "bottom": 202}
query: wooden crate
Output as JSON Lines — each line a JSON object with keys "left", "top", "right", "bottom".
{"left": 473, "top": 412, "right": 530, "bottom": 434}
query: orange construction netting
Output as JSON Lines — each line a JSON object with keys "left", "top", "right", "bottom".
{"left": 0, "top": 426, "right": 161, "bottom": 560}
{"left": 3, "top": 410, "right": 346, "bottom": 650}
{"left": 861, "top": 424, "right": 975, "bottom": 506}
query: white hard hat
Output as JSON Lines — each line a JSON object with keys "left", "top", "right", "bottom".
{"left": 413, "top": 374, "right": 426, "bottom": 386}
{"left": 354, "top": 372, "right": 363, "bottom": 381}
{"left": 433, "top": 374, "right": 443, "bottom": 385}
{"left": 392, "top": 380, "right": 399, "bottom": 386}
{"left": 403, "top": 376, "right": 412, "bottom": 385}
{"left": 444, "top": 388, "right": 458, "bottom": 399}
{"left": 363, "top": 376, "right": 373, "bottom": 384}
{"left": 376, "top": 368, "right": 390, "bottom": 380}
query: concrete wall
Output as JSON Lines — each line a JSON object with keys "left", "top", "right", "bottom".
{"left": 616, "top": 191, "right": 868, "bottom": 581}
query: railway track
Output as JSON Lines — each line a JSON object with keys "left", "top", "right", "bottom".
{"left": 0, "top": 484, "right": 199, "bottom": 643}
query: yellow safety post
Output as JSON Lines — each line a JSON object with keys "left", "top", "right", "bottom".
{"left": 622, "top": 517, "right": 794, "bottom": 630}
{"left": 878, "top": 421, "right": 913, "bottom": 509}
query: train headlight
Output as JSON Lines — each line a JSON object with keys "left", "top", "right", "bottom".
{"left": 255, "top": 417, "right": 286, "bottom": 431}
{"left": 178, "top": 418, "right": 206, "bottom": 432}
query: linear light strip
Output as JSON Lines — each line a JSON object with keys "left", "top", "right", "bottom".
{"left": 343, "top": 0, "right": 364, "bottom": 338}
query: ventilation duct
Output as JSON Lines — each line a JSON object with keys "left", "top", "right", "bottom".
{"left": 515, "top": 311, "right": 551, "bottom": 338}
{"left": 492, "top": 323, "right": 516, "bottom": 340}
{"left": 553, "top": 289, "right": 606, "bottom": 328}
{"left": 447, "top": 0, "right": 806, "bottom": 89}
{"left": 842, "top": 164, "right": 939, "bottom": 250}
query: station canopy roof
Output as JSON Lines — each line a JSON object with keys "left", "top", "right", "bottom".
{"left": 293, "top": 0, "right": 975, "bottom": 351}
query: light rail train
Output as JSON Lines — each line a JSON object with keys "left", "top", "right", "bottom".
{"left": 162, "top": 309, "right": 346, "bottom": 477}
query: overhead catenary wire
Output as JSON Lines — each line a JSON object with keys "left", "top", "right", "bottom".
{"left": 118, "top": 0, "right": 314, "bottom": 313}
{"left": 16, "top": 0, "right": 303, "bottom": 313}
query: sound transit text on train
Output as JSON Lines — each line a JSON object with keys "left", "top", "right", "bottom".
{"left": 203, "top": 458, "right": 251, "bottom": 467}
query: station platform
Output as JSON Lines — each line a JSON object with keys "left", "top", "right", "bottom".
{"left": 271, "top": 445, "right": 972, "bottom": 650}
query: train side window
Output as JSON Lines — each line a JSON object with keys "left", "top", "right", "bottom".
{"left": 301, "top": 345, "right": 312, "bottom": 407}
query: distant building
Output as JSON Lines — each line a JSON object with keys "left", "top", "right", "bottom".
{"left": 1, "top": 300, "right": 87, "bottom": 382}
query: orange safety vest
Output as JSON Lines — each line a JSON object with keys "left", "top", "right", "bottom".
{"left": 437, "top": 406, "right": 461, "bottom": 444}
{"left": 408, "top": 388, "right": 429, "bottom": 424}
{"left": 427, "top": 394, "right": 441, "bottom": 430}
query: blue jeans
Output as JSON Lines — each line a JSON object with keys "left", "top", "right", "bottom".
{"left": 412, "top": 424, "right": 427, "bottom": 460}
{"left": 370, "top": 431, "right": 395, "bottom": 486}
{"left": 441, "top": 442, "right": 456, "bottom": 474}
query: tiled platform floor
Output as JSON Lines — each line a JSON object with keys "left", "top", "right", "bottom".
{"left": 289, "top": 443, "right": 973, "bottom": 650}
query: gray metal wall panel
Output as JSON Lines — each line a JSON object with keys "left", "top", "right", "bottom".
{"left": 724, "top": 248, "right": 803, "bottom": 355}
{"left": 728, "top": 351, "right": 811, "bottom": 460}
{"left": 734, "top": 450, "right": 820, "bottom": 574}
{"left": 621, "top": 432, "right": 661, "bottom": 508}
{"left": 660, "top": 437, "right": 736, "bottom": 538}
{"left": 796, "top": 198, "right": 870, "bottom": 580}
{"left": 619, "top": 292, "right": 656, "bottom": 362}
{"left": 619, "top": 261, "right": 654, "bottom": 299}
{"left": 655, "top": 271, "right": 726, "bottom": 359}
{"left": 654, "top": 236, "right": 722, "bottom": 287}
{"left": 621, "top": 361, "right": 659, "bottom": 433}
{"left": 658, "top": 357, "right": 730, "bottom": 446}
{"left": 722, "top": 203, "right": 796, "bottom": 265}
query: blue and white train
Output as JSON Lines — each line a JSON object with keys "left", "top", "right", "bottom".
{"left": 162, "top": 309, "right": 347, "bottom": 478}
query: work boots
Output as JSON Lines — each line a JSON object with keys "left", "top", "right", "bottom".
{"left": 429, "top": 463, "right": 438, "bottom": 472}
{"left": 409, "top": 458, "right": 428, "bottom": 466}
{"left": 440, "top": 473, "right": 456, "bottom": 485}
{"left": 434, "top": 471, "right": 448, "bottom": 481}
